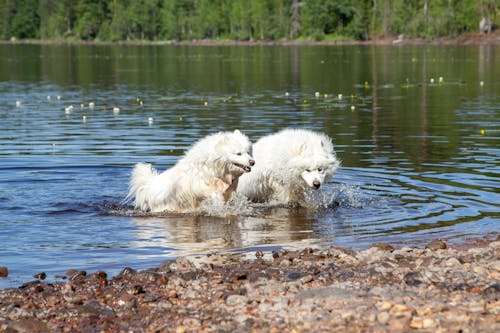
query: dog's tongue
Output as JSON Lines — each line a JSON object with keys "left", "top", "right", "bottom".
{"left": 243, "top": 166, "right": 251, "bottom": 172}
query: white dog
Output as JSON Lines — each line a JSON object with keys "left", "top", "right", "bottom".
{"left": 237, "top": 129, "right": 339, "bottom": 205}
{"left": 127, "top": 130, "right": 254, "bottom": 213}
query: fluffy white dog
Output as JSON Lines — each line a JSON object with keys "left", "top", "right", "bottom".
{"left": 127, "top": 130, "right": 254, "bottom": 213}
{"left": 237, "top": 129, "right": 339, "bottom": 205}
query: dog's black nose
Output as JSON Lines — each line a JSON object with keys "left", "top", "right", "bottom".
{"left": 249, "top": 159, "right": 255, "bottom": 166}
{"left": 313, "top": 180, "right": 321, "bottom": 189}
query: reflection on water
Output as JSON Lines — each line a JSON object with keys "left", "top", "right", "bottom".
{"left": 0, "top": 43, "right": 499, "bottom": 288}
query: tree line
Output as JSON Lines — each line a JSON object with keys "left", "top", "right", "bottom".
{"left": 0, "top": 0, "right": 498, "bottom": 42}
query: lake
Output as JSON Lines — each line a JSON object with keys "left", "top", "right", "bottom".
{"left": 0, "top": 43, "right": 498, "bottom": 289}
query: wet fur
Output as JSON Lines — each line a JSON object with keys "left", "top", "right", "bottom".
{"left": 237, "top": 129, "right": 340, "bottom": 205}
{"left": 127, "top": 130, "right": 254, "bottom": 213}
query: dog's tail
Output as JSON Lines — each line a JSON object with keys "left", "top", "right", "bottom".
{"left": 124, "top": 163, "right": 158, "bottom": 209}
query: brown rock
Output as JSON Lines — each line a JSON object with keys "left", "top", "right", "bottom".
{"left": 377, "top": 311, "right": 390, "bottom": 324}
{"left": 9, "top": 318, "right": 49, "bottom": 333}
{"left": 426, "top": 239, "right": 447, "bottom": 250}
{"left": 372, "top": 243, "right": 395, "bottom": 251}
{"left": 0, "top": 266, "right": 8, "bottom": 277}
{"left": 389, "top": 304, "right": 414, "bottom": 317}
{"left": 409, "top": 318, "right": 424, "bottom": 329}
{"left": 388, "top": 316, "right": 411, "bottom": 332}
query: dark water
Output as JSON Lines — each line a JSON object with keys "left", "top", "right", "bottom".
{"left": 0, "top": 44, "right": 499, "bottom": 288}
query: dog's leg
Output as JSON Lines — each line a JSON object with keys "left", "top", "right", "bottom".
{"left": 223, "top": 178, "right": 239, "bottom": 202}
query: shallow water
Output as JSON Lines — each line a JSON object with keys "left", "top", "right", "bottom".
{"left": 0, "top": 44, "right": 499, "bottom": 288}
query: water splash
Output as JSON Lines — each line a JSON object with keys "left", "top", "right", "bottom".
{"left": 105, "top": 183, "right": 367, "bottom": 218}
{"left": 198, "top": 193, "right": 254, "bottom": 217}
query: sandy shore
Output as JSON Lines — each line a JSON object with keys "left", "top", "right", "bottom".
{"left": 1, "top": 236, "right": 499, "bottom": 332}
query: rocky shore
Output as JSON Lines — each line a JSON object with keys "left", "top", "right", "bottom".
{"left": 1, "top": 237, "right": 499, "bottom": 332}
{"left": 1, "top": 31, "right": 499, "bottom": 46}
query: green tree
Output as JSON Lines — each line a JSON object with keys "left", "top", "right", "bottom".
{"left": 191, "top": 0, "right": 227, "bottom": 39}
{"left": 99, "top": 0, "right": 130, "bottom": 41}
{"left": 1, "top": 0, "right": 40, "bottom": 39}
{"left": 0, "top": 0, "right": 16, "bottom": 39}
{"left": 1, "top": 0, "right": 499, "bottom": 42}
{"left": 126, "top": 0, "right": 161, "bottom": 40}
{"left": 228, "top": 0, "right": 252, "bottom": 40}
{"left": 38, "top": 0, "right": 73, "bottom": 39}
{"left": 74, "top": 0, "right": 108, "bottom": 40}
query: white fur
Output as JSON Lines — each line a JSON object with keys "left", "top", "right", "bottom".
{"left": 237, "top": 129, "right": 340, "bottom": 204}
{"left": 127, "top": 130, "right": 254, "bottom": 213}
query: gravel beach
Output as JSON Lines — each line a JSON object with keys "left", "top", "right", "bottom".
{"left": 1, "top": 236, "right": 499, "bottom": 332}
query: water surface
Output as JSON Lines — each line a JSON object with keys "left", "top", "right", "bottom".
{"left": 0, "top": 44, "right": 499, "bottom": 288}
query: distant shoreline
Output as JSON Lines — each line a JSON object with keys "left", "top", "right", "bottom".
{"left": 1, "top": 32, "right": 499, "bottom": 47}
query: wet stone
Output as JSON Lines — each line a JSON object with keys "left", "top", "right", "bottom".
{"left": 482, "top": 283, "right": 500, "bottom": 299}
{"left": 272, "top": 250, "right": 281, "bottom": 259}
{"left": 426, "top": 239, "right": 447, "bottom": 250}
{"left": 134, "top": 270, "right": 164, "bottom": 284}
{"left": 70, "top": 270, "right": 87, "bottom": 281}
{"left": 372, "top": 243, "right": 395, "bottom": 251}
{"left": 403, "top": 272, "right": 422, "bottom": 286}
{"left": 126, "top": 284, "right": 144, "bottom": 295}
{"left": 225, "top": 270, "right": 248, "bottom": 283}
{"left": 32, "top": 272, "right": 46, "bottom": 280}
{"left": 0, "top": 266, "right": 8, "bottom": 278}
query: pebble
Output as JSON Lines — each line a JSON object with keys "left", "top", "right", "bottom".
{"left": 226, "top": 294, "right": 247, "bottom": 306}
{"left": 284, "top": 271, "right": 303, "bottom": 281}
{"left": 426, "top": 239, "right": 447, "bottom": 250}
{"left": 8, "top": 318, "right": 49, "bottom": 333}
{"left": 0, "top": 266, "right": 8, "bottom": 277}
{"left": 389, "top": 304, "right": 414, "bottom": 317}
{"left": 372, "top": 243, "right": 395, "bottom": 251}
{"left": 300, "top": 275, "right": 313, "bottom": 284}
{"left": 445, "top": 257, "right": 462, "bottom": 267}
{"left": 377, "top": 311, "right": 390, "bottom": 324}
{"left": 0, "top": 237, "right": 498, "bottom": 332}
{"left": 126, "top": 284, "right": 144, "bottom": 295}
{"left": 388, "top": 316, "right": 410, "bottom": 332}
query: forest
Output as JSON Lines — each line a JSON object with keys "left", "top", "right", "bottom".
{"left": 0, "top": 0, "right": 498, "bottom": 42}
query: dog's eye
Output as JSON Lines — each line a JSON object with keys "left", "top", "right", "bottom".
{"left": 236, "top": 152, "right": 242, "bottom": 156}
{"left": 318, "top": 167, "right": 323, "bottom": 172}
{"left": 305, "top": 169, "right": 311, "bottom": 172}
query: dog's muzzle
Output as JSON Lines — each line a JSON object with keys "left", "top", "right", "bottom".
{"left": 234, "top": 162, "right": 253, "bottom": 172}
{"left": 313, "top": 180, "right": 321, "bottom": 189}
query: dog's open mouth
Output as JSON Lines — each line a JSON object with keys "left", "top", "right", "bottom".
{"left": 233, "top": 163, "right": 251, "bottom": 172}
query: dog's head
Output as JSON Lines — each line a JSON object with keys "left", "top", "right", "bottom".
{"left": 299, "top": 157, "right": 339, "bottom": 190}
{"left": 290, "top": 137, "right": 340, "bottom": 190}
{"left": 216, "top": 129, "right": 255, "bottom": 175}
